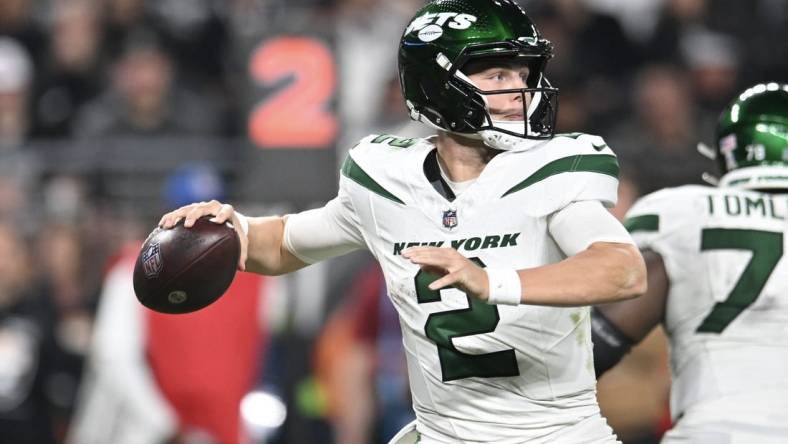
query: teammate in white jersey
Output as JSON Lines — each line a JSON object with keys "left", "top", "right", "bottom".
{"left": 592, "top": 83, "right": 788, "bottom": 443}
{"left": 159, "top": 1, "right": 646, "bottom": 442}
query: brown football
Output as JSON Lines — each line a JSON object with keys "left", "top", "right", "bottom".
{"left": 133, "top": 216, "right": 240, "bottom": 314}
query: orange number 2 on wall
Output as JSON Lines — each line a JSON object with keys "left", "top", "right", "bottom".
{"left": 248, "top": 37, "right": 338, "bottom": 149}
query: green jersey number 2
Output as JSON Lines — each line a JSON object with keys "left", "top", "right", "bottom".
{"left": 697, "top": 228, "right": 783, "bottom": 333}
{"left": 415, "top": 258, "right": 520, "bottom": 382}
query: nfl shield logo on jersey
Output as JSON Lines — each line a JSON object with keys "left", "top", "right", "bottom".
{"left": 142, "top": 242, "right": 163, "bottom": 278}
{"left": 442, "top": 209, "right": 458, "bottom": 230}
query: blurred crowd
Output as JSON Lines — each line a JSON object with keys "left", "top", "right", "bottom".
{"left": 0, "top": 0, "right": 786, "bottom": 443}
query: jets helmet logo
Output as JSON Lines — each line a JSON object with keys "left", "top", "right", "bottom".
{"left": 406, "top": 12, "right": 478, "bottom": 42}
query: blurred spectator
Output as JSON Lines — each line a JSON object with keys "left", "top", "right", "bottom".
{"left": 33, "top": 0, "right": 104, "bottom": 138}
{"left": 334, "top": 0, "right": 421, "bottom": 150}
{"left": 0, "top": 177, "right": 26, "bottom": 220}
{"left": 643, "top": 0, "right": 708, "bottom": 64}
{"left": 0, "top": 0, "right": 45, "bottom": 67}
{"left": 0, "top": 36, "right": 33, "bottom": 150}
{"left": 36, "top": 223, "right": 97, "bottom": 311}
{"left": 33, "top": 222, "right": 96, "bottom": 440}
{"left": 68, "top": 247, "right": 272, "bottom": 444}
{"left": 68, "top": 172, "right": 272, "bottom": 444}
{"left": 103, "top": 0, "right": 150, "bottom": 59}
{"left": 316, "top": 263, "right": 413, "bottom": 444}
{"left": 224, "top": 0, "right": 288, "bottom": 41}
{"left": 147, "top": 0, "right": 230, "bottom": 89}
{"left": 607, "top": 64, "right": 710, "bottom": 194}
{"left": 0, "top": 221, "right": 60, "bottom": 443}
{"left": 680, "top": 29, "right": 739, "bottom": 114}
{"left": 745, "top": 0, "right": 788, "bottom": 83}
{"left": 367, "top": 73, "right": 432, "bottom": 139}
{"left": 42, "top": 174, "right": 90, "bottom": 225}
{"left": 579, "top": 0, "right": 666, "bottom": 42}
{"left": 74, "top": 28, "right": 224, "bottom": 137}
{"left": 532, "top": 0, "right": 638, "bottom": 131}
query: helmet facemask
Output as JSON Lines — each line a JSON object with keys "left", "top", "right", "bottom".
{"left": 407, "top": 39, "right": 558, "bottom": 151}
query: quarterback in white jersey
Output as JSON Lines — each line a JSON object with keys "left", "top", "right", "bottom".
{"left": 160, "top": 1, "right": 646, "bottom": 442}
{"left": 294, "top": 131, "right": 630, "bottom": 443}
{"left": 592, "top": 83, "right": 788, "bottom": 443}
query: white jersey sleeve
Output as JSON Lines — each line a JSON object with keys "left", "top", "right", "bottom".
{"left": 283, "top": 177, "right": 366, "bottom": 264}
{"left": 564, "top": 134, "right": 620, "bottom": 208}
{"left": 548, "top": 200, "right": 634, "bottom": 257}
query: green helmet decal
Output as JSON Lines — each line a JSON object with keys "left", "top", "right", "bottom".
{"left": 398, "top": 0, "right": 558, "bottom": 147}
{"left": 716, "top": 83, "right": 788, "bottom": 190}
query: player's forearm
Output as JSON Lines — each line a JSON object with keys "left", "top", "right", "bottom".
{"left": 245, "top": 216, "right": 308, "bottom": 275}
{"left": 518, "top": 242, "right": 646, "bottom": 306}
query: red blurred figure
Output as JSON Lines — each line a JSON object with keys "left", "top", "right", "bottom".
{"left": 69, "top": 244, "right": 271, "bottom": 444}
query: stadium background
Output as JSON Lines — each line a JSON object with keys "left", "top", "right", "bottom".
{"left": 0, "top": 0, "right": 785, "bottom": 443}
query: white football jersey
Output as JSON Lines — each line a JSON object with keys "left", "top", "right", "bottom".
{"left": 334, "top": 133, "right": 621, "bottom": 443}
{"left": 625, "top": 185, "right": 788, "bottom": 439}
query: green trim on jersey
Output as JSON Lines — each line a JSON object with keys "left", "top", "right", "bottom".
{"left": 370, "top": 134, "right": 418, "bottom": 148}
{"left": 341, "top": 156, "right": 405, "bottom": 205}
{"left": 624, "top": 214, "right": 660, "bottom": 233}
{"left": 697, "top": 228, "right": 783, "bottom": 333}
{"left": 502, "top": 154, "right": 619, "bottom": 197}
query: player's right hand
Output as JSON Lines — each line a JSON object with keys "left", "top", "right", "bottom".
{"left": 158, "top": 200, "right": 249, "bottom": 271}
{"left": 402, "top": 246, "right": 490, "bottom": 301}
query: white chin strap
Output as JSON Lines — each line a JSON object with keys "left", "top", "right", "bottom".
{"left": 480, "top": 122, "right": 526, "bottom": 151}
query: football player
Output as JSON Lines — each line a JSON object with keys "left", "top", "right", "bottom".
{"left": 592, "top": 83, "right": 788, "bottom": 442}
{"left": 159, "top": 1, "right": 646, "bottom": 442}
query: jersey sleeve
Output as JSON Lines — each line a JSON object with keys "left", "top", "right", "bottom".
{"left": 283, "top": 177, "right": 367, "bottom": 264}
{"left": 568, "top": 135, "right": 620, "bottom": 207}
{"left": 622, "top": 186, "right": 705, "bottom": 253}
{"left": 622, "top": 194, "right": 665, "bottom": 251}
{"left": 548, "top": 200, "right": 634, "bottom": 256}
{"left": 534, "top": 133, "right": 620, "bottom": 209}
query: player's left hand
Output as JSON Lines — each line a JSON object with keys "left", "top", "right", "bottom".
{"left": 402, "top": 247, "right": 489, "bottom": 301}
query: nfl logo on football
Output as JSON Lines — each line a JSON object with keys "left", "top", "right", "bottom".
{"left": 442, "top": 209, "right": 458, "bottom": 230}
{"left": 142, "top": 242, "right": 163, "bottom": 278}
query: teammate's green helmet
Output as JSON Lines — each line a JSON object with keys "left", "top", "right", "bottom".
{"left": 716, "top": 83, "right": 788, "bottom": 190}
{"left": 398, "top": 0, "right": 558, "bottom": 150}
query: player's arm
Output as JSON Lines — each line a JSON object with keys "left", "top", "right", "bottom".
{"left": 592, "top": 249, "right": 669, "bottom": 377}
{"left": 403, "top": 200, "right": 647, "bottom": 306}
{"left": 158, "top": 200, "right": 307, "bottom": 275}
{"left": 517, "top": 240, "right": 646, "bottom": 306}
{"left": 159, "top": 187, "right": 365, "bottom": 275}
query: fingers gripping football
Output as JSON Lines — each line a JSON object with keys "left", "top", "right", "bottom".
{"left": 158, "top": 200, "right": 249, "bottom": 271}
{"left": 402, "top": 247, "right": 489, "bottom": 301}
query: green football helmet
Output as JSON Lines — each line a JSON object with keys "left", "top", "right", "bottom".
{"left": 714, "top": 83, "right": 788, "bottom": 190}
{"left": 398, "top": 0, "right": 558, "bottom": 151}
